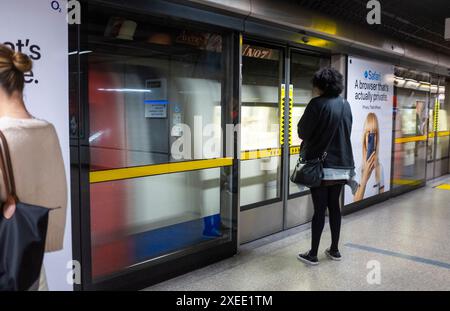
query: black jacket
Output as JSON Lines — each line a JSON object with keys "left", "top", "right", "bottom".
{"left": 297, "top": 95, "right": 355, "bottom": 169}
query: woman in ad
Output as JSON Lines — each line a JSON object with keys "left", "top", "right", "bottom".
{"left": 0, "top": 44, "right": 67, "bottom": 290}
{"left": 354, "top": 112, "right": 385, "bottom": 202}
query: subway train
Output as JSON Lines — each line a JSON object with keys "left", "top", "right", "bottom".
{"left": 68, "top": 0, "right": 450, "bottom": 290}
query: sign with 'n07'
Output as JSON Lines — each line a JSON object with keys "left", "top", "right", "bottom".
{"left": 242, "top": 44, "right": 278, "bottom": 60}
{"left": 0, "top": 0, "right": 71, "bottom": 291}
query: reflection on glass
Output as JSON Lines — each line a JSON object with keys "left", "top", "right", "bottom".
{"left": 436, "top": 136, "right": 449, "bottom": 161}
{"left": 241, "top": 45, "right": 281, "bottom": 151}
{"left": 86, "top": 7, "right": 232, "bottom": 281}
{"left": 289, "top": 53, "right": 330, "bottom": 195}
{"left": 240, "top": 106, "right": 279, "bottom": 150}
{"left": 427, "top": 107, "right": 435, "bottom": 161}
{"left": 426, "top": 79, "right": 448, "bottom": 177}
{"left": 392, "top": 68, "right": 430, "bottom": 187}
{"left": 240, "top": 158, "right": 281, "bottom": 206}
{"left": 240, "top": 43, "right": 282, "bottom": 206}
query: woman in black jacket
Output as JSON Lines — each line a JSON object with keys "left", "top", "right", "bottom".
{"left": 296, "top": 67, "right": 356, "bottom": 265}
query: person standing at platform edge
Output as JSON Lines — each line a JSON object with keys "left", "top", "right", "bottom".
{"left": 296, "top": 68, "right": 356, "bottom": 265}
{"left": 0, "top": 44, "right": 67, "bottom": 290}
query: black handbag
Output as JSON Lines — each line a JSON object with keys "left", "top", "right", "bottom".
{"left": 0, "top": 130, "right": 54, "bottom": 291}
{"left": 290, "top": 101, "right": 345, "bottom": 188}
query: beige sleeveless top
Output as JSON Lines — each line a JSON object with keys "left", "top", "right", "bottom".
{"left": 0, "top": 117, "right": 67, "bottom": 252}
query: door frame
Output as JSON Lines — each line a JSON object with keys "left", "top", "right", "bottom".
{"left": 238, "top": 37, "right": 332, "bottom": 243}
{"left": 238, "top": 38, "right": 287, "bottom": 243}
{"left": 426, "top": 78, "right": 447, "bottom": 180}
{"left": 239, "top": 37, "right": 287, "bottom": 212}
{"left": 72, "top": 1, "right": 241, "bottom": 290}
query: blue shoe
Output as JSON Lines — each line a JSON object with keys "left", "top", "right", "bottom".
{"left": 203, "top": 214, "right": 222, "bottom": 237}
{"left": 203, "top": 227, "right": 222, "bottom": 237}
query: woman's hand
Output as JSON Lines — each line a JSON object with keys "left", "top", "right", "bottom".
{"left": 354, "top": 152, "right": 376, "bottom": 202}
{"left": 361, "top": 152, "right": 376, "bottom": 185}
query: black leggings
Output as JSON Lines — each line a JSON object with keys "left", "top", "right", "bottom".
{"left": 309, "top": 184, "right": 343, "bottom": 257}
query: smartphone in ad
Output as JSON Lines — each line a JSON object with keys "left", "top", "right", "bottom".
{"left": 367, "top": 132, "right": 376, "bottom": 160}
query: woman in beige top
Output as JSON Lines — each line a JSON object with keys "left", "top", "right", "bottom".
{"left": 0, "top": 44, "right": 67, "bottom": 290}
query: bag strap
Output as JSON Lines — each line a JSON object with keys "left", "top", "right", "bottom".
{"left": 320, "top": 98, "right": 345, "bottom": 161}
{"left": 0, "top": 129, "right": 18, "bottom": 201}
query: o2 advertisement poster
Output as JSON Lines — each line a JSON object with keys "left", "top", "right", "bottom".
{"left": 345, "top": 56, "right": 394, "bottom": 205}
{"left": 0, "top": 0, "right": 70, "bottom": 290}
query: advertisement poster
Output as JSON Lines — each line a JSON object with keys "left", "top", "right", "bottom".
{"left": 0, "top": 0, "right": 71, "bottom": 290}
{"left": 345, "top": 56, "right": 394, "bottom": 205}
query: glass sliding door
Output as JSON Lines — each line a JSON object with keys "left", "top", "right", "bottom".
{"left": 239, "top": 41, "right": 285, "bottom": 243}
{"left": 392, "top": 69, "right": 449, "bottom": 187}
{"left": 427, "top": 77, "right": 449, "bottom": 180}
{"left": 239, "top": 43, "right": 332, "bottom": 239}
{"left": 240, "top": 42, "right": 284, "bottom": 208}
{"left": 392, "top": 68, "right": 429, "bottom": 190}
{"left": 81, "top": 4, "right": 237, "bottom": 289}
{"left": 432, "top": 80, "right": 449, "bottom": 178}
{"left": 285, "top": 50, "right": 330, "bottom": 229}
{"left": 289, "top": 52, "right": 330, "bottom": 197}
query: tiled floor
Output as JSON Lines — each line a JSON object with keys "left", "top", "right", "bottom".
{"left": 146, "top": 176, "right": 450, "bottom": 291}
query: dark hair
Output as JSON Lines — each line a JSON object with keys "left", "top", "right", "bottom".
{"left": 0, "top": 44, "right": 32, "bottom": 96}
{"left": 312, "top": 67, "right": 344, "bottom": 97}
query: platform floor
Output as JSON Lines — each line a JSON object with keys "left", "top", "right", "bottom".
{"left": 146, "top": 176, "right": 450, "bottom": 291}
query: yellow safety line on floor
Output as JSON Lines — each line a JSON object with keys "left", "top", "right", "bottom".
{"left": 90, "top": 158, "right": 233, "bottom": 183}
{"left": 436, "top": 184, "right": 450, "bottom": 191}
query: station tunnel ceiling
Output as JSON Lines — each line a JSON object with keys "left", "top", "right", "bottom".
{"left": 294, "top": 0, "right": 450, "bottom": 56}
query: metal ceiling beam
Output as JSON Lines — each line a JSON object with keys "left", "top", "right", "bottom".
{"left": 187, "top": 0, "right": 450, "bottom": 75}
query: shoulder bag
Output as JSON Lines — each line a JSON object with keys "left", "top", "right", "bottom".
{"left": 290, "top": 100, "right": 345, "bottom": 188}
{"left": 0, "top": 129, "right": 56, "bottom": 291}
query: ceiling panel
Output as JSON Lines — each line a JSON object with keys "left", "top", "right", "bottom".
{"left": 294, "top": 0, "right": 450, "bottom": 55}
